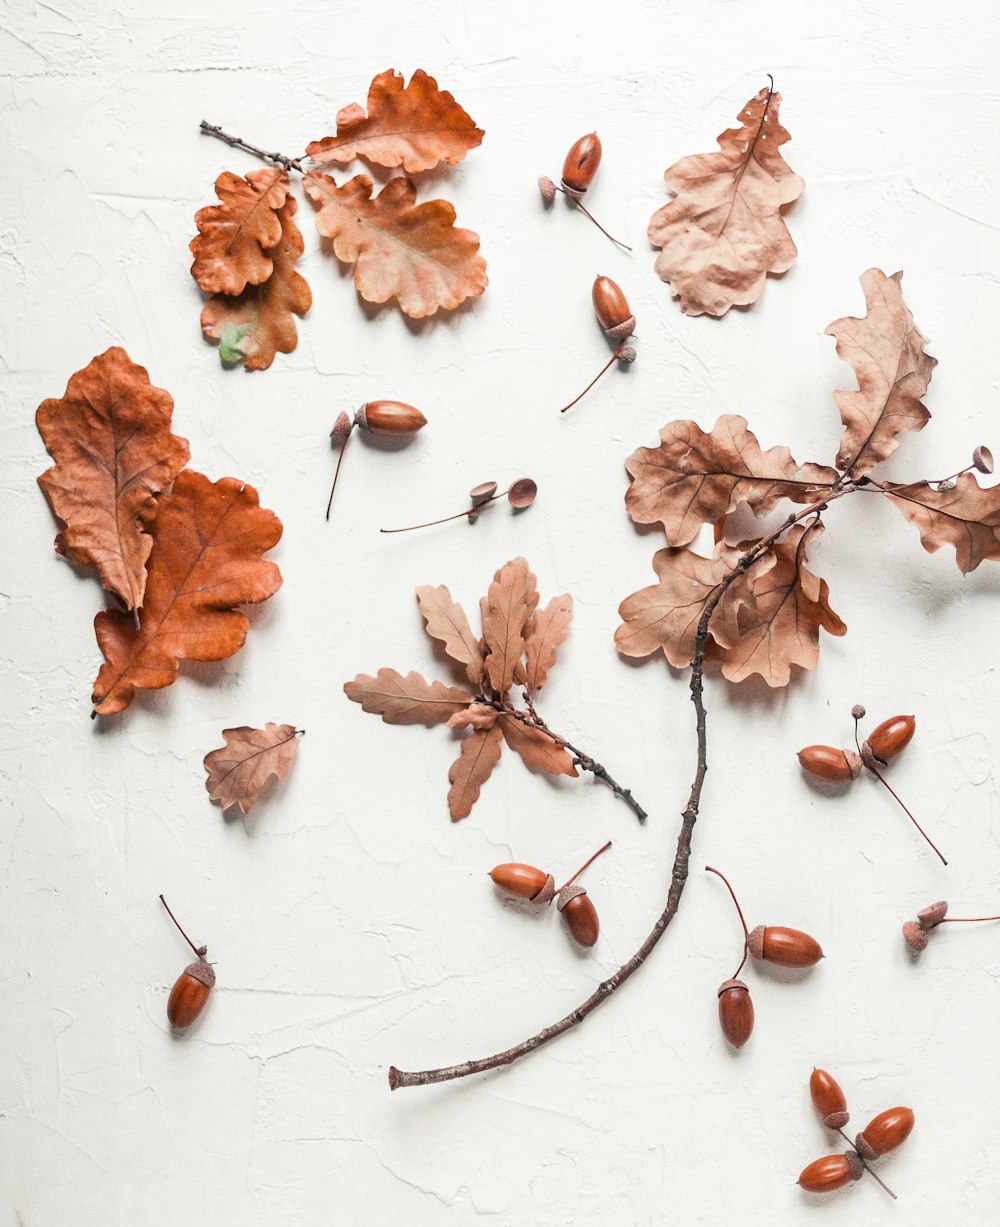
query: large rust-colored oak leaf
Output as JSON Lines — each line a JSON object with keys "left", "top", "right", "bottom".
{"left": 648, "top": 85, "right": 804, "bottom": 317}
{"left": 826, "top": 268, "right": 936, "bottom": 476}
{"left": 36, "top": 348, "right": 190, "bottom": 614}
{"left": 204, "top": 723, "right": 302, "bottom": 815}
{"left": 307, "top": 68, "right": 483, "bottom": 174}
{"left": 190, "top": 169, "right": 290, "bottom": 296}
{"left": 883, "top": 475, "right": 1000, "bottom": 573}
{"left": 345, "top": 558, "right": 579, "bottom": 821}
{"left": 91, "top": 470, "right": 282, "bottom": 716}
{"left": 624, "top": 415, "right": 838, "bottom": 546}
{"left": 200, "top": 194, "right": 312, "bottom": 371}
{"left": 303, "top": 171, "right": 487, "bottom": 317}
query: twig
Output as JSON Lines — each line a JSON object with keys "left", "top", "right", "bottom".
{"left": 388, "top": 490, "right": 851, "bottom": 1090}
{"left": 199, "top": 122, "right": 305, "bottom": 174}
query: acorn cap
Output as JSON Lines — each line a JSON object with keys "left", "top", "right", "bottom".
{"left": 717, "top": 977, "right": 749, "bottom": 998}
{"left": 183, "top": 960, "right": 216, "bottom": 988}
{"left": 559, "top": 179, "right": 585, "bottom": 200}
{"left": 533, "top": 874, "right": 557, "bottom": 907}
{"left": 603, "top": 314, "right": 636, "bottom": 342}
{"left": 851, "top": 704, "right": 866, "bottom": 720}
{"left": 556, "top": 883, "right": 586, "bottom": 911}
{"left": 538, "top": 176, "right": 556, "bottom": 205}
{"left": 843, "top": 748, "right": 864, "bottom": 780}
{"left": 854, "top": 1133, "right": 877, "bottom": 1162}
{"left": 902, "top": 920, "right": 929, "bottom": 952}
{"left": 747, "top": 925, "right": 765, "bottom": 960}
{"left": 845, "top": 1150, "right": 865, "bottom": 1182}
{"left": 823, "top": 1110, "right": 851, "bottom": 1130}
{"left": 973, "top": 445, "right": 994, "bottom": 474}
{"left": 917, "top": 900, "right": 948, "bottom": 929}
{"left": 330, "top": 411, "right": 352, "bottom": 447}
{"left": 617, "top": 346, "right": 637, "bottom": 365}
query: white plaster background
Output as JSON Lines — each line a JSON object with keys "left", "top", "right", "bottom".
{"left": 2, "top": 0, "right": 1000, "bottom": 1223}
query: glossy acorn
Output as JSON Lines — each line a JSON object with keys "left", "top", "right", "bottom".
{"left": 167, "top": 958, "right": 216, "bottom": 1029}
{"left": 717, "top": 978, "right": 754, "bottom": 1049}
{"left": 865, "top": 715, "right": 915, "bottom": 764}
{"left": 557, "top": 885, "right": 599, "bottom": 947}
{"left": 592, "top": 275, "right": 635, "bottom": 340}
{"left": 855, "top": 1107, "right": 915, "bottom": 1160}
{"left": 355, "top": 400, "right": 427, "bottom": 437}
{"left": 561, "top": 133, "right": 602, "bottom": 195}
{"left": 797, "top": 745, "right": 861, "bottom": 782}
{"left": 489, "top": 863, "right": 555, "bottom": 905}
{"left": 798, "top": 1151, "right": 864, "bottom": 1193}
{"left": 489, "top": 843, "right": 610, "bottom": 946}
{"left": 810, "top": 1068, "right": 850, "bottom": 1129}
{"left": 748, "top": 924, "right": 823, "bottom": 968}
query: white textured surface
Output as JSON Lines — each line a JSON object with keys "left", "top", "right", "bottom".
{"left": 3, "top": 1, "right": 1000, "bottom": 1223}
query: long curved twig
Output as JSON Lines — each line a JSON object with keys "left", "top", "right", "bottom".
{"left": 388, "top": 488, "right": 851, "bottom": 1090}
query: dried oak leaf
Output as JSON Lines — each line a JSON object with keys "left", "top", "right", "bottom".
{"left": 416, "top": 584, "right": 484, "bottom": 686}
{"left": 307, "top": 68, "right": 483, "bottom": 173}
{"left": 883, "top": 475, "right": 1000, "bottom": 573}
{"left": 648, "top": 85, "right": 804, "bottom": 317}
{"left": 448, "top": 724, "right": 504, "bottom": 821}
{"left": 520, "top": 595, "right": 573, "bottom": 692}
{"left": 190, "top": 169, "right": 290, "bottom": 295}
{"left": 718, "top": 521, "right": 845, "bottom": 687}
{"left": 499, "top": 715, "right": 577, "bottom": 778}
{"left": 483, "top": 557, "right": 538, "bottom": 694}
{"left": 91, "top": 470, "right": 282, "bottom": 716}
{"left": 36, "top": 348, "right": 190, "bottom": 614}
{"left": 827, "top": 269, "right": 936, "bottom": 476}
{"left": 344, "top": 669, "right": 472, "bottom": 725}
{"left": 624, "top": 415, "right": 838, "bottom": 546}
{"left": 200, "top": 194, "right": 312, "bottom": 371}
{"left": 204, "top": 723, "right": 302, "bottom": 815}
{"left": 303, "top": 171, "right": 487, "bottom": 317}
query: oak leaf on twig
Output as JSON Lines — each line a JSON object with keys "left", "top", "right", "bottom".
{"left": 303, "top": 171, "right": 488, "bottom": 317}
{"left": 91, "top": 470, "right": 282, "bottom": 716}
{"left": 883, "top": 475, "right": 1000, "bottom": 573}
{"left": 200, "top": 194, "right": 312, "bottom": 370}
{"left": 648, "top": 84, "right": 804, "bottom": 317}
{"left": 307, "top": 68, "right": 483, "bottom": 173}
{"left": 826, "top": 268, "right": 936, "bottom": 477}
{"left": 204, "top": 723, "right": 302, "bottom": 814}
{"left": 190, "top": 169, "right": 291, "bottom": 296}
{"left": 36, "top": 348, "right": 190, "bottom": 614}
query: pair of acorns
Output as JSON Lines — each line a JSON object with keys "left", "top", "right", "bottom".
{"left": 489, "top": 842, "right": 610, "bottom": 947}
{"left": 707, "top": 866, "right": 823, "bottom": 1050}
{"left": 800, "top": 1068, "right": 914, "bottom": 1199}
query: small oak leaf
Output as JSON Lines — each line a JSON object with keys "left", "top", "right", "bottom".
{"left": 416, "top": 584, "right": 484, "bottom": 686}
{"left": 520, "top": 595, "right": 573, "bottom": 693}
{"left": 883, "top": 475, "right": 1000, "bottom": 573}
{"left": 499, "top": 715, "right": 577, "bottom": 778}
{"left": 190, "top": 169, "right": 290, "bottom": 295}
{"left": 204, "top": 723, "right": 302, "bottom": 815}
{"left": 448, "top": 704, "right": 500, "bottom": 731}
{"left": 482, "top": 557, "right": 536, "bottom": 695}
{"left": 448, "top": 724, "right": 504, "bottom": 821}
{"left": 344, "top": 669, "right": 472, "bottom": 726}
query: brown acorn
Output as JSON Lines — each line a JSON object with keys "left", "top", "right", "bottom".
{"left": 865, "top": 715, "right": 915, "bottom": 764}
{"left": 489, "top": 863, "right": 556, "bottom": 906}
{"left": 160, "top": 895, "right": 215, "bottom": 1031}
{"left": 797, "top": 745, "right": 861, "bottom": 782}
{"left": 557, "top": 885, "right": 599, "bottom": 947}
{"left": 748, "top": 925, "right": 823, "bottom": 968}
{"left": 798, "top": 1151, "right": 864, "bottom": 1193}
{"left": 326, "top": 400, "right": 427, "bottom": 520}
{"left": 592, "top": 275, "right": 635, "bottom": 340}
{"left": 489, "top": 843, "right": 610, "bottom": 947}
{"left": 810, "top": 1068, "right": 850, "bottom": 1130}
{"left": 561, "top": 133, "right": 602, "bottom": 195}
{"left": 855, "top": 1107, "right": 915, "bottom": 1160}
{"left": 717, "top": 978, "right": 754, "bottom": 1049}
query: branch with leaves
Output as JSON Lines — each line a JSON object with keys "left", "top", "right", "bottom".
{"left": 345, "top": 558, "right": 647, "bottom": 823}
{"left": 387, "top": 267, "right": 1000, "bottom": 1090}
{"left": 192, "top": 69, "right": 487, "bottom": 369}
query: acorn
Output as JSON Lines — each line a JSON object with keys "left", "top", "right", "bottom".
{"left": 490, "top": 842, "right": 610, "bottom": 948}
{"left": 855, "top": 1108, "right": 915, "bottom": 1160}
{"left": 557, "top": 884, "right": 600, "bottom": 947}
{"left": 717, "top": 978, "right": 754, "bottom": 1049}
{"left": 538, "top": 133, "right": 630, "bottom": 249}
{"left": 798, "top": 1151, "right": 864, "bottom": 1193}
{"left": 865, "top": 715, "right": 915, "bottom": 764}
{"left": 326, "top": 400, "right": 427, "bottom": 520}
{"left": 748, "top": 925, "right": 823, "bottom": 968}
{"left": 160, "top": 895, "right": 215, "bottom": 1031}
{"left": 797, "top": 745, "right": 862, "bottom": 782}
{"left": 810, "top": 1068, "right": 850, "bottom": 1130}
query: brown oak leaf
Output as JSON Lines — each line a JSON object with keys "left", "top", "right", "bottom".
{"left": 447, "top": 724, "right": 504, "bottom": 821}
{"left": 483, "top": 557, "right": 537, "bottom": 694}
{"left": 826, "top": 269, "right": 936, "bottom": 476}
{"left": 717, "top": 522, "right": 845, "bottom": 687}
{"left": 344, "top": 669, "right": 472, "bottom": 726}
{"left": 36, "top": 348, "right": 190, "bottom": 613}
{"left": 91, "top": 470, "right": 282, "bottom": 716}
{"left": 190, "top": 169, "right": 290, "bottom": 295}
{"left": 204, "top": 723, "right": 302, "bottom": 815}
{"left": 624, "top": 415, "right": 838, "bottom": 546}
{"left": 200, "top": 194, "right": 312, "bottom": 371}
{"left": 520, "top": 595, "right": 573, "bottom": 692}
{"left": 416, "top": 584, "right": 484, "bottom": 686}
{"left": 648, "top": 85, "right": 804, "bottom": 317}
{"left": 307, "top": 68, "right": 483, "bottom": 174}
{"left": 499, "top": 715, "right": 577, "bottom": 778}
{"left": 303, "top": 171, "right": 488, "bottom": 317}
{"left": 883, "top": 475, "right": 1000, "bottom": 573}
{"left": 447, "top": 703, "right": 500, "bottom": 731}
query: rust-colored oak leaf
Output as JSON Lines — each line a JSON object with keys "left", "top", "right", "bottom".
{"left": 347, "top": 560, "right": 602, "bottom": 821}
{"left": 190, "top": 169, "right": 290, "bottom": 295}
{"left": 416, "top": 584, "right": 484, "bottom": 686}
{"left": 883, "top": 475, "right": 1000, "bottom": 573}
{"left": 521, "top": 595, "right": 573, "bottom": 692}
{"left": 344, "top": 669, "right": 472, "bottom": 726}
{"left": 303, "top": 171, "right": 488, "bottom": 317}
{"left": 200, "top": 195, "right": 312, "bottom": 371}
{"left": 499, "top": 715, "right": 577, "bottom": 778}
{"left": 718, "top": 522, "right": 846, "bottom": 687}
{"left": 447, "top": 724, "right": 504, "bottom": 821}
{"left": 624, "top": 415, "right": 838, "bottom": 546}
{"left": 36, "top": 348, "right": 190, "bottom": 613}
{"left": 826, "top": 269, "right": 936, "bottom": 476}
{"left": 648, "top": 85, "right": 804, "bottom": 317}
{"left": 91, "top": 470, "right": 282, "bottom": 716}
{"left": 307, "top": 68, "right": 483, "bottom": 174}
{"left": 204, "top": 723, "right": 302, "bottom": 815}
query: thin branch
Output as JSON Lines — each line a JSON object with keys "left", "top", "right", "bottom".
{"left": 199, "top": 122, "right": 305, "bottom": 174}
{"left": 388, "top": 489, "right": 850, "bottom": 1090}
